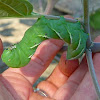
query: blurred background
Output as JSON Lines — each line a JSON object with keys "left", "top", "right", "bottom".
{"left": 0, "top": 0, "right": 100, "bottom": 86}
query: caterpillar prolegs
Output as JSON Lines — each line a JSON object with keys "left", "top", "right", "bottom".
{"left": 1, "top": 16, "right": 88, "bottom": 68}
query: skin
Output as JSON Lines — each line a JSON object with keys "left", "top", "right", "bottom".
{"left": 0, "top": 35, "right": 100, "bottom": 100}
{"left": 0, "top": 15, "right": 100, "bottom": 100}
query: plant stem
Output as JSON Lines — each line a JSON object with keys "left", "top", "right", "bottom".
{"left": 58, "top": 42, "right": 100, "bottom": 54}
{"left": 31, "top": 13, "right": 78, "bottom": 23}
{"left": 91, "top": 42, "right": 100, "bottom": 53}
{"left": 83, "top": 0, "right": 100, "bottom": 99}
{"left": 0, "top": 13, "right": 78, "bottom": 23}
{"left": 86, "top": 49, "right": 100, "bottom": 99}
{"left": 54, "top": 56, "right": 60, "bottom": 62}
{"left": 83, "top": 0, "right": 92, "bottom": 48}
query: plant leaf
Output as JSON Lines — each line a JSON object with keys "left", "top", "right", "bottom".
{"left": 0, "top": 0, "right": 33, "bottom": 17}
{"left": 90, "top": 9, "right": 100, "bottom": 29}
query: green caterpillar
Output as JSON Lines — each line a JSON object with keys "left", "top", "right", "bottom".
{"left": 1, "top": 16, "right": 88, "bottom": 68}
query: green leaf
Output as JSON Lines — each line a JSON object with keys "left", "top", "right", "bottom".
{"left": 0, "top": 0, "right": 33, "bottom": 17}
{"left": 90, "top": 9, "right": 100, "bottom": 29}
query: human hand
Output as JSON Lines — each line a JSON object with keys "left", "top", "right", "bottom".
{"left": 0, "top": 35, "right": 100, "bottom": 100}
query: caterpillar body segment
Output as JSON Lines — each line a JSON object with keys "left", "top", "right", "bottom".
{"left": 1, "top": 16, "right": 88, "bottom": 68}
{"left": 67, "top": 29, "right": 88, "bottom": 60}
{"left": 47, "top": 17, "right": 71, "bottom": 43}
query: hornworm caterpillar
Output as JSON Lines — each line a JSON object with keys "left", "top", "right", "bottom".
{"left": 1, "top": 16, "right": 88, "bottom": 68}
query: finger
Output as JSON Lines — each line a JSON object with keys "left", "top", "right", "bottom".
{"left": 70, "top": 66, "right": 97, "bottom": 100}
{"left": 58, "top": 52, "right": 79, "bottom": 77}
{"left": 47, "top": 52, "right": 79, "bottom": 87}
{"left": 93, "top": 35, "right": 100, "bottom": 42}
{"left": 29, "top": 92, "right": 54, "bottom": 100}
{"left": 0, "top": 38, "right": 3, "bottom": 58}
{"left": 54, "top": 57, "right": 88, "bottom": 100}
{"left": 2, "top": 39, "right": 64, "bottom": 85}
{"left": 37, "top": 52, "right": 79, "bottom": 97}
{"left": 70, "top": 73, "right": 97, "bottom": 100}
